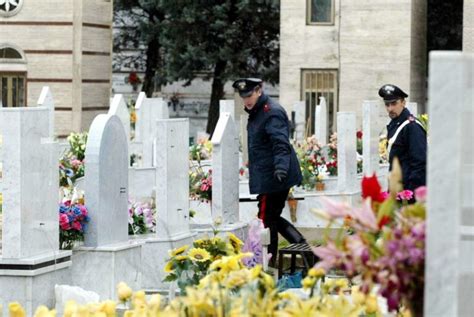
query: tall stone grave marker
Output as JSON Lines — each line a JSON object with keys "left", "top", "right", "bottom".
{"left": 293, "top": 101, "right": 305, "bottom": 141}
{"left": 219, "top": 100, "right": 235, "bottom": 118}
{"left": 109, "top": 94, "right": 130, "bottom": 143}
{"left": 0, "top": 107, "right": 59, "bottom": 258}
{"left": 362, "top": 101, "right": 380, "bottom": 176}
{"left": 155, "top": 119, "right": 191, "bottom": 238}
{"left": 212, "top": 112, "right": 240, "bottom": 224}
{"left": 337, "top": 112, "right": 358, "bottom": 192}
{"left": 84, "top": 114, "right": 129, "bottom": 246}
{"left": 315, "top": 97, "right": 328, "bottom": 144}
{"left": 407, "top": 102, "right": 418, "bottom": 116}
{"left": 134, "top": 92, "right": 169, "bottom": 167}
{"left": 425, "top": 52, "right": 474, "bottom": 316}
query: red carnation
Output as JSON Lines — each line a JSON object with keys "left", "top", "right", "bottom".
{"left": 357, "top": 131, "right": 363, "bottom": 139}
{"left": 361, "top": 173, "right": 385, "bottom": 203}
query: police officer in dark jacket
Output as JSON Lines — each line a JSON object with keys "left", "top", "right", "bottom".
{"left": 379, "top": 84, "right": 427, "bottom": 192}
{"left": 233, "top": 78, "right": 306, "bottom": 265}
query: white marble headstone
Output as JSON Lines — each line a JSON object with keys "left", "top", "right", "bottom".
{"left": 155, "top": 119, "right": 191, "bottom": 238}
{"left": 362, "top": 101, "right": 381, "bottom": 176}
{"left": 109, "top": 94, "right": 131, "bottom": 143}
{"left": 211, "top": 112, "right": 240, "bottom": 224}
{"left": 240, "top": 114, "right": 249, "bottom": 164}
{"left": 84, "top": 114, "right": 129, "bottom": 247}
{"left": 315, "top": 97, "right": 328, "bottom": 144}
{"left": 293, "top": 101, "right": 305, "bottom": 141}
{"left": 134, "top": 92, "right": 169, "bottom": 167}
{"left": 219, "top": 100, "right": 235, "bottom": 119}
{"left": 337, "top": 112, "right": 358, "bottom": 193}
{"left": 406, "top": 102, "right": 418, "bottom": 117}
{"left": 37, "top": 86, "right": 55, "bottom": 138}
{"left": 0, "top": 107, "right": 59, "bottom": 258}
{"left": 425, "top": 52, "right": 474, "bottom": 316}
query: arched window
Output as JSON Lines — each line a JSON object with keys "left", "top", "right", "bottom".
{"left": 0, "top": 45, "right": 27, "bottom": 107}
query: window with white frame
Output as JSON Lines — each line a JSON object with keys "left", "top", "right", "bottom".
{"left": 301, "top": 69, "right": 338, "bottom": 140}
{"left": 307, "top": 0, "right": 334, "bottom": 25}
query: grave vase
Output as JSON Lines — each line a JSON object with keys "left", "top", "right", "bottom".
{"left": 315, "top": 181, "right": 325, "bottom": 191}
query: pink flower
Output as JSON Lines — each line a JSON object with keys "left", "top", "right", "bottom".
{"left": 397, "top": 190, "right": 414, "bottom": 201}
{"left": 312, "top": 242, "right": 343, "bottom": 271}
{"left": 72, "top": 221, "right": 82, "bottom": 231}
{"left": 71, "top": 159, "right": 82, "bottom": 167}
{"left": 320, "top": 197, "right": 351, "bottom": 219}
{"left": 350, "top": 199, "right": 378, "bottom": 231}
{"left": 59, "top": 214, "right": 70, "bottom": 230}
{"left": 414, "top": 186, "right": 427, "bottom": 202}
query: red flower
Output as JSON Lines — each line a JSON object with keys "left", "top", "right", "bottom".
{"left": 356, "top": 131, "right": 363, "bottom": 139}
{"left": 263, "top": 104, "right": 270, "bottom": 112}
{"left": 361, "top": 173, "right": 385, "bottom": 203}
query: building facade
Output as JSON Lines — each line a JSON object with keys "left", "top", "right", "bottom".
{"left": 0, "top": 0, "right": 113, "bottom": 137}
{"left": 280, "top": 0, "right": 427, "bottom": 134}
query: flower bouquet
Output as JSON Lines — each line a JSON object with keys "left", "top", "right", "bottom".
{"left": 163, "top": 233, "right": 244, "bottom": 294}
{"left": 312, "top": 159, "right": 426, "bottom": 315}
{"left": 189, "top": 138, "right": 212, "bottom": 162}
{"left": 189, "top": 166, "right": 212, "bottom": 202}
{"left": 128, "top": 199, "right": 156, "bottom": 235}
{"left": 59, "top": 189, "right": 90, "bottom": 250}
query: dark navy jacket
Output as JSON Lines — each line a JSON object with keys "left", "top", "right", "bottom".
{"left": 387, "top": 107, "right": 427, "bottom": 191}
{"left": 245, "top": 94, "right": 302, "bottom": 194}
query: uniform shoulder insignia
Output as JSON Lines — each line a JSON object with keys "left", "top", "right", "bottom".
{"left": 263, "top": 104, "right": 271, "bottom": 113}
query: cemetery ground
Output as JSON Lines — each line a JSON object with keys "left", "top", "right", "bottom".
{"left": 0, "top": 52, "right": 472, "bottom": 316}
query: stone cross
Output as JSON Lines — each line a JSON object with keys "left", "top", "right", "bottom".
{"left": 337, "top": 111, "right": 358, "bottom": 192}
{"left": 108, "top": 94, "right": 130, "bottom": 143}
{"left": 154, "top": 119, "right": 191, "bottom": 238}
{"left": 211, "top": 112, "right": 240, "bottom": 224}
{"left": 293, "top": 101, "right": 305, "bottom": 142}
{"left": 315, "top": 97, "right": 328, "bottom": 144}
{"left": 84, "top": 114, "right": 129, "bottom": 247}
{"left": 37, "top": 86, "right": 55, "bottom": 138}
{"left": 425, "top": 52, "right": 474, "bottom": 316}
{"left": 0, "top": 107, "right": 59, "bottom": 258}
{"left": 362, "top": 101, "right": 380, "bottom": 176}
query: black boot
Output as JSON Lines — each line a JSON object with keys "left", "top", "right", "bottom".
{"left": 277, "top": 217, "right": 306, "bottom": 243}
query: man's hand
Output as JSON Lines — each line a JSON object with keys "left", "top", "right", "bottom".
{"left": 274, "top": 169, "right": 288, "bottom": 183}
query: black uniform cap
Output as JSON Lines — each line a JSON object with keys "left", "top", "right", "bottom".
{"left": 232, "top": 78, "right": 263, "bottom": 97}
{"left": 378, "top": 84, "right": 408, "bottom": 103}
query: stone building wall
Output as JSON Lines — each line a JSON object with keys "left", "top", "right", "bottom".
{"left": 0, "top": 0, "right": 112, "bottom": 137}
{"left": 280, "top": 0, "right": 427, "bottom": 127}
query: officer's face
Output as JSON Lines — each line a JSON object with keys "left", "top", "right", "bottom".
{"left": 385, "top": 99, "right": 406, "bottom": 119}
{"left": 242, "top": 88, "right": 262, "bottom": 110}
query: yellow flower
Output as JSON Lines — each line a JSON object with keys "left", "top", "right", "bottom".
{"left": 302, "top": 276, "right": 316, "bottom": 290}
{"left": 130, "top": 111, "right": 137, "bottom": 124}
{"left": 308, "top": 165, "right": 314, "bottom": 171}
{"left": 228, "top": 233, "right": 244, "bottom": 252}
{"left": 250, "top": 264, "right": 262, "bottom": 279}
{"left": 9, "top": 302, "right": 26, "bottom": 317}
{"left": 63, "top": 301, "right": 78, "bottom": 317}
{"left": 148, "top": 294, "right": 162, "bottom": 307}
{"left": 132, "top": 290, "right": 147, "bottom": 307}
{"left": 168, "top": 245, "right": 188, "bottom": 257}
{"left": 308, "top": 267, "right": 325, "bottom": 278}
{"left": 365, "top": 294, "right": 379, "bottom": 313}
{"left": 117, "top": 282, "right": 133, "bottom": 302}
{"left": 98, "top": 300, "right": 116, "bottom": 317}
{"left": 351, "top": 286, "right": 366, "bottom": 306}
{"left": 164, "top": 260, "right": 174, "bottom": 273}
{"left": 33, "top": 306, "right": 56, "bottom": 317}
{"left": 224, "top": 269, "right": 250, "bottom": 288}
{"left": 188, "top": 248, "right": 211, "bottom": 262}
{"left": 175, "top": 255, "right": 188, "bottom": 261}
